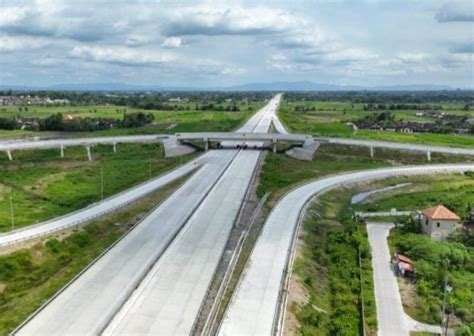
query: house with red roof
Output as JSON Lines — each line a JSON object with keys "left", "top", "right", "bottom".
{"left": 419, "top": 205, "right": 460, "bottom": 241}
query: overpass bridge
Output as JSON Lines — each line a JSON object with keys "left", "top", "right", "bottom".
{"left": 2, "top": 132, "right": 474, "bottom": 162}
{"left": 175, "top": 132, "right": 314, "bottom": 152}
{"left": 0, "top": 135, "right": 166, "bottom": 161}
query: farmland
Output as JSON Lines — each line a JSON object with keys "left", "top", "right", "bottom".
{"left": 278, "top": 99, "right": 474, "bottom": 148}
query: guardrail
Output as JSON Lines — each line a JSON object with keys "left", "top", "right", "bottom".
{"left": 0, "top": 162, "right": 200, "bottom": 248}
{"left": 202, "top": 191, "right": 270, "bottom": 335}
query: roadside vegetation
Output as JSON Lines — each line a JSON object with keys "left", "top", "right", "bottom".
{"left": 0, "top": 143, "right": 196, "bottom": 232}
{"left": 290, "top": 188, "right": 377, "bottom": 335}
{"left": 256, "top": 143, "right": 474, "bottom": 202}
{"left": 254, "top": 144, "right": 472, "bottom": 335}
{"left": 0, "top": 176, "right": 186, "bottom": 334}
{"left": 350, "top": 174, "right": 474, "bottom": 334}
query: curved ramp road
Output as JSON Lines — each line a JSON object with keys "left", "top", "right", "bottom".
{"left": 219, "top": 164, "right": 474, "bottom": 336}
{"left": 323, "top": 137, "right": 474, "bottom": 156}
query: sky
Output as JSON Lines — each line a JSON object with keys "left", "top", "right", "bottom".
{"left": 0, "top": 0, "right": 473, "bottom": 88}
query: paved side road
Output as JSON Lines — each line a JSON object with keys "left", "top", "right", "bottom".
{"left": 367, "top": 223, "right": 442, "bottom": 336}
{"left": 219, "top": 164, "right": 474, "bottom": 336}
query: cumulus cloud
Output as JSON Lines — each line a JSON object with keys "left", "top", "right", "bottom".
{"left": 162, "top": 6, "right": 296, "bottom": 36}
{"left": 69, "top": 45, "right": 176, "bottom": 66}
{"left": 0, "top": 1, "right": 128, "bottom": 42}
{"left": 0, "top": 0, "right": 472, "bottom": 87}
{"left": 162, "top": 37, "right": 182, "bottom": 48}
{"left": 436, "top": 1, "right": 474, "bottom": 22}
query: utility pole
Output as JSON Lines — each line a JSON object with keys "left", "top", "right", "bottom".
{"left": 9, "top": 191, "right": 14, "bottom": 230}
{"left": 100, "top": 165, "right": 104, "bottom": 201}
{"left": 441, "top": 267, "right": 453, "bottom": 336}
{"left": 149, "top": 152, "right": 152, "bottom": 179}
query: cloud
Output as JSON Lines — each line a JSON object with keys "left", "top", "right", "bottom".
{"left": 162, "top": 5, "right": 304, "bottom": 37}
{"left": 69, "top": 45, "right": 176, "bottom": 66}
{"left": 449, "top": 42, "right": 474, "bottom": 53}
{"left": 398, "top": 52, "right": 430, "bottom": 62}
{"left": 0, "top": 35, "right": 48, "bottom": 51}
{"left": 0, "top": 1, "right": 128, "bottom": 42}
{"left": 162, "top": 37, "right": 182, "bottom": 48}
{"left": 436, "top": 1, "right": 474, "bottom": 22}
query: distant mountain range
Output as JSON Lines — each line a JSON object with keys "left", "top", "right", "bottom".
{"left": 0, "top": 81, "right": 460, "bottom": 92}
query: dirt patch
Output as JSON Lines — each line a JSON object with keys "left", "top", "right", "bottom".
{"left": 361, "top": 183, "right": 430, "bottom": 205}
{"left": 30, "top": 245, "right": 45, "bottom": 265}
{"left": 0, "top": 183, "right": 10, "bottom": 202}
{"left": 398, "top": 277, "right": 420, "bottom": 318}
{"left": 284, "top": 236, "right": 308, "bottom": 335}
{"left": 0, "top": 283, "right": 6, "bottom": 294}
{"left": 25, "top": 171, "right": 68, "bottom": 194}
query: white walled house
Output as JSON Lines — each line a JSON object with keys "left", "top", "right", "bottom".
{"left": 419, "top": 205, "right": 461, "bottom": 241}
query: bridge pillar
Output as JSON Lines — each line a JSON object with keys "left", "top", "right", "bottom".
{"left": 86, "top": 146, "right": 92, "bottom": 161}
{"left": 113, "top": 142, "right": 117, "bottom": 153}
{"left": 204, "top": 138, "right": 209, "bottom": 151}
{"left": 6, "top": 150, "right": 12, "bottom": 161}
{"left": 60, "top": 145, "right": 64, "bottom": 158}
{"left": 272, "top": 139, "right": 277, "bottom": 154}
{"left": 370, "top": 146, "right": 374, "bottom": 157}
{"left": 427, "top": 150, "right": 431, "bottom": 162}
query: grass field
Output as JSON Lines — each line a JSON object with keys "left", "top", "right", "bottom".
{"left": 278, "top": 100, "right": 474, "bottom": 148}
{"left": 0, "top": 101, "right": 265, "bottom": 139}
{"left": 353, "top": 174, "right": 474, "bottom": 220}
{"left": 290, "top": 188, "right": 377, "bottom": 335}
{"left": 0, "top": 176, "right": 186, "bottom": 334}
{"left": 0, "top": 143, "right": 196, "bottom": 232}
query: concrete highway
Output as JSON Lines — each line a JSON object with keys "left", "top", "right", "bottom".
{"left": 16, "top": 150, "right": 238, "bottom": 335}
{"left": 103, "top": 95, "right": 281, "bottom": 335}
{"left": 16, "top": 95, "right": 281, "bottom": 335}
{"left": 219, "top": 164, "right": 474, "bottom": 336}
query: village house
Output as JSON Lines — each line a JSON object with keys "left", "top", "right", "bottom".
{"left": 418, "top": 205, "right": 461, "bottom": 241}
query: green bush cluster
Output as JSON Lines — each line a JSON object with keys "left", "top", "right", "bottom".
{"left": 293, "top": 195, "right": 377, "bottom": 335}
{"left": 390, "top": 228, "right": 474, "bottom": 328}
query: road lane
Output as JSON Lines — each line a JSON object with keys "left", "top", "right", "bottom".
{"left": 16, "top": 95, "right": 281, "bottom": 335}
{"left": 104, "top": 95, "right": 281, "bottom": 335}
{"left": 16, "top": 150, "right": 237, "bottom": 336}
{"left": 219, "top": 164, "right": 474, "bottom": 336}
{"left": 105, "top": 150, "right": 261, "bottom": 335}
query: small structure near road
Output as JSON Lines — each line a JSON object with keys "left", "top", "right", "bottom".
{"left": 418, "top": 205, "right": 461, "bottom": 241}
{"left": 394, "top": 254, "right": 416, "bottom": 280}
